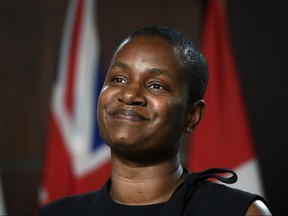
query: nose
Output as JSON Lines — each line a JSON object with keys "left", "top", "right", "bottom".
{"left": 117, "top": 83, "right": 147, "bottom": 106}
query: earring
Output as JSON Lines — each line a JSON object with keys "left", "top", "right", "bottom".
{"left": 186, "top": 127, "right": 192, "bottom": 133}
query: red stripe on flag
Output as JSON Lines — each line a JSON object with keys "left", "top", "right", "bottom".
{"left": 187, "top": 0, "right": 255, "bottom": 171}
{"left": 40, "top": 115, "right": 74, "bottom": 206}
{"left": 65, "top": 0, "right": 84, "bottom": 115}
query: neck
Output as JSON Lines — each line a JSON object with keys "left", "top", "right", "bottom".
{"left": 109, "top": 154, "right": 186, "bottom": 205}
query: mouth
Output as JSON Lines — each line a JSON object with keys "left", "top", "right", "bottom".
{"left": 109, "top": 109, "right": 149, "bottom": 122}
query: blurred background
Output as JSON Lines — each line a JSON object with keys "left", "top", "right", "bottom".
{"left": 0, "top": 0, "right": 288, "bottom": 215}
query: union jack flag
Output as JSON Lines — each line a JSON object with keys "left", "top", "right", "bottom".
{"left": 39, "top": 0, "right": 110, "bottom": 206}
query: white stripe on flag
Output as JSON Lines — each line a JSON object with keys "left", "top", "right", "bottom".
{"left": 231, "top": 158, "right": 264, "bottom": 196}
{"left": 215, "top": 159, "right": 265, "bottom": 197}
{"left": 72, "top": 0, "right": 110, "bottom": 177}
{"left": 52, "top": 0, "right": 76, "bottom": 154}
{"left": 53, "top": 0, "right": 110, "bottom": 178}
{"left": 216, "top": 158, "right": 265, "bottom": 197}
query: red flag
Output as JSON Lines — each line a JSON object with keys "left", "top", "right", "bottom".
{"left": 187, "top": 0, "right": 264, "bottom": 195}
{"left": 39, "top": 0, "right": 110, "bottom": 206}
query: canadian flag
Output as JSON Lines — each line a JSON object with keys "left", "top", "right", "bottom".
{"left": 187, "top": 0, "right": 264, "bottom": 196}
{"left": 39, "top": 0, "right": 110, "bottom": 206}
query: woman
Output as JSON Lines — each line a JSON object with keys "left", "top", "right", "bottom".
{"left": 39, "top": 25, "right": 271, "bottom": 215}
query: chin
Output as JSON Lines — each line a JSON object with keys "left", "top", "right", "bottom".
{"left": 107, "top": 138, "right": 140, "bottom": 150}
{"left": 110, "top": 143, "right": 177, "bottom": 164}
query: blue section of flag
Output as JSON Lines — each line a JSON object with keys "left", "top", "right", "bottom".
{"left": 91, "top": 63, "right": 105, "bottom": 151}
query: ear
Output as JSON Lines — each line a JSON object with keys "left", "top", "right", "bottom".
{"left": 184, "top": 100, "right": 205, "bottom": 133}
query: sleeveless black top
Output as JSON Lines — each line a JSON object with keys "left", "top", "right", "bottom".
{"left": 39, "top": 168, "right": 267, "bottom": 215}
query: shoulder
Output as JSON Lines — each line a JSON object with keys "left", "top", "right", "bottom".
{"left": 186, "top": 181, "right": 268, "bottom": 215}
{"left": 246, "top": 200, "right": 272, "bottom": 216}
{"left": 195, "top": 181, "right": 260, "bottom": 200}
{"left": 38, "top": 190, "right": 101, "bottom": 215}
{"left": 180, "top": 168, "right": 271, "bottom": 215}
{"left": 204, "top": 182, "right": 272, "bottom": 215}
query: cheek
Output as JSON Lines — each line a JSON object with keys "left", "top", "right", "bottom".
{"left": 97, "top": 87, "right": 113, "bottom": 122}
{"left": 98, "top": 86, "right": 115, "bottom": 108}
{"left": 97, "top": 91, "right": 106, "bottom": 116}
{"left": 97, "top": 88, "right": 114, "bottom": 141}
{"left": 153, "top": 97, "right": 187, "bottom": 121}
{"left": 97, "top": 94, "right": 105, "bottom": 129}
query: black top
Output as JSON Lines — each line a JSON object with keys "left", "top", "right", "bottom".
{"left": 39, "top": 168, "right": 268, "bottom": 215}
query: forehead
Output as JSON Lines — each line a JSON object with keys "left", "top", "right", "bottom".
{"left": 111, "top": 36, "right": 184, "bottom": 73}
{"left": 116, "top": 36, "right": 173, "bottom": 56}
{"left": 120, "top": 35, "right": 171, "bottom": 49}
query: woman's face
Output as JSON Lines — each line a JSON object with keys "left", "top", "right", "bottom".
{"left": 97, "top": 36, "right": 191, "bottom": 162}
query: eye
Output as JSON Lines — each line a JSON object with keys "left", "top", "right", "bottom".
{"left": 148, "top": 82, "right": 170, "bottom": 92}
{"left": 112, "top": 77, "right": 127, "bottom": 84}
{"left": 149, "top": 83, "right": 164, "bottom": 90}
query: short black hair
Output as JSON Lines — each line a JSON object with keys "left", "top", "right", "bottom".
{"left": 120, "top": 25, "right": 209, "bottom": 103}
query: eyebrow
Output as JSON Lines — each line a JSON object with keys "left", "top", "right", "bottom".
{"left": 111, "top": 61, "right": 177, "bottom": 81}
{"left": 111, "top": 61, "right": 129, "bottom": 70}
{"left": 149, "top": 68, "right": 169, "bottom": 76}
{"left": 148, "top": 68, "right": 177, "bottom": 81}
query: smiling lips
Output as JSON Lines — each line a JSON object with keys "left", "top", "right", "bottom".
{"left": 110, "top": 109, "right": 148, "bottom": 122}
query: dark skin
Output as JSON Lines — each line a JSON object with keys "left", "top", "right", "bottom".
{"left": 97, "top": 36, "right": 271, "bottom": 215}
